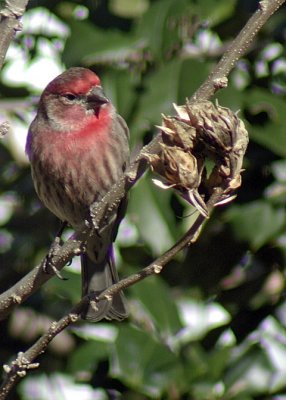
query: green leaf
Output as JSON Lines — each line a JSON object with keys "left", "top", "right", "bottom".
{"left": 258, "top": 317, "right": 286, "bottom": 393}
{"left": 208, "top": 347, "right": 232, "bottom": 381}
{"left": 100, "top": 70, "right": 138, "bottom": 121}
{"left": 225, "top": 201, "right": 285, "bottom": 250}
{"left": 193, "top": 0, "right": 236, "bottom": 26}
{"left": 178, "top": 59, "right": 212, "bottom": 102}
{"left": 135, "top": 0, "right": 191, "bottom": 60}
{"left": 113, "top": 324, "right": 184, "bottom": 397}
{"left": 250, "top": 124, "right": 286, "bottom": 158}
{"left": 177, "top": 301, "right": 231, "bottom": 343}
{"left": 63, "top": 20, "right": 144, "bottom": 67}
{"left": 68, "top": 341, "right": 110, "bottom": 373}
{"left": 225, "top": 317, "right": 286, "bottom": 396}
{"left": 226, "top": 346, "right": 272, "bottom": 395}
{"left": 271, "top": 159, "right": 286, "bottom": 182}
{"left": 244, "top": 88, "right": 286, "bottom": 157}
{"left": 128, "top": 175, "right": 179, "bottom": 254}
{"left": 132, "top": 59, "right": 182, "bottom": 135}
{"left": 130, "top": 276, "right": 183, "bottom": 335}
{"left": 44, "top": 269, "right": 81, "bottom": 303}
{"left": 215, "top": 81, "right": 245, "bottom": 110}
{"left": 71, "top": 323, "right": 118, "bottom": 342}
{"left": 109, "top": 0, "right": 149, "bottom": 18}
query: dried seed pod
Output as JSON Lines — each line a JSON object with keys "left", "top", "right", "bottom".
{"left": 143, "top": 137, "right": 208, "bottom": 215}
{"left": 186, "top": 101, "right": 235, "bottom": 152}
{"left": 143, "top": 144, "right": 202, "bottom": 189}
{"left": 144, "top": 99, "right": 248, "bottom": 215}
{"left": 183, "top": 100, "right": 248, "bottom": 194}
{"left": 161, "top": 144, "right": 201, "bottom": 189}
{"left": 159, "top": 116, "right": 196, "bottom": 150}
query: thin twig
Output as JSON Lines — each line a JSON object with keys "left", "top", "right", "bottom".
{"left": 0, "top": 156, "right": 147, "bottom": 320}
{"left": 191, "top": 0, "right": 286, "bottom": 101}
{"left": 1, "top": 0, "right": 285, "bottom": 320}
{"left": 0, "top": 0, "right": 29, "bottom": 138}
{"left": 0, "top": 310, "right": 81, "bottom": 399}
{"left": 0, "top": 188, "right": 222, "bottom": 399}
{"left": 0, "top": 0, "right": 29, "bottom": 70}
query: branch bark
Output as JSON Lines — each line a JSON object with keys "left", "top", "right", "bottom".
{"left": 0, "top": 0, "right": 29, "bottom": 137}
{"left": 0, "top": 0, "right": 28, "bottom": 69}
{"left": 1, "top": 0, "right": 284, "bottom": 320}
{"left": 0, "top": 188, "right": 222, "bottom": 400}
{"left": 191, "top": 0, "right": 286, "bottom": 101}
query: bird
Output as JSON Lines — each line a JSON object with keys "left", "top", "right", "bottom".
{"left": 26, "top": 67, "right": 130, "bottom": 321}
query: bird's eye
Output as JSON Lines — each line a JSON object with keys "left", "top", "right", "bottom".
{"left": 63, "top": 93, "right": 77, "bottom": 101}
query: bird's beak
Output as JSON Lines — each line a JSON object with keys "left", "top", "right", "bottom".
{"left": 87, "top": 86, "right": 109, "bottom": 107}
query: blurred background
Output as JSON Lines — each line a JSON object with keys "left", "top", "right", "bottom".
{"left": 1, "top": 0, "right": 286, "bottom": 399}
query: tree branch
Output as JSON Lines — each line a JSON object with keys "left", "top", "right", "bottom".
{"left": 1, "top": 0, "right": 283, "bottom": 321}
{"left": 0, "top": 188, "right": 222, "bottom": 399}
{"left": 191, "top": 0, "right": 286, "bottom": 101}
{"left": 0, "top": 156, "right": 147, "bottom": 320}
{"left": 0, "top": 0, "right": 29, "bottom": 137}
{"left": 0, "top": 0, "right": 28, "bottom": 69}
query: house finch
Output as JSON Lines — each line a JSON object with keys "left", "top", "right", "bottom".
{"left": 26, "top": 67, "right": 129, "bottom": 321}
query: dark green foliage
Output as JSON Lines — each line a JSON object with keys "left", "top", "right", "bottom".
{"left": 1, "top": 1, "right": 286, "bottom": 399}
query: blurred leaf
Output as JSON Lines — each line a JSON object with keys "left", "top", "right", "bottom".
{"left": 130, "top": 276, "right": 183, "bottom": 335}
{"left": 109, "top": 0, "right": 149, "bottom": 18}
{"left": 2, "top": 2, "right": 286, "bottom": 399}
{"left": 272, "top": 159, "right": 286, "bottom": 182}
{"left": 132, "top": 59, "right": 182, "bottom": 135}
{"left": 225, "top": 317, "right": 286, "bottom": 396}
{"left": 193, "top": 0, "right": 236, "bottom": 26}
{"left": 226, "top": 346, "right": 272, "bottom": 395}
{"left": 177, "top": 301, "right": 231, "bottom": 343}
{"left": 63, "top": 20, "right": 144, "bottom": 67}
{"left": 128, "top": 176, "right": 179, "bottom": 254}
{"left": 250, "top": 122, "right": 286, "bottom": 158}
{"left": 183, "top": 344, "right": 211, "bottom": 381}
{"left": 178, "top": 59, "right": 212, "bottom": 102}
{"left": 68, "top": 341, "right": 110, "bottom": 373}
{"left": 44, "top": 268, "right": 81, "bottom": 303}
{"left": 191, "top": 381, "right": 225, "bottom": 400}
{"left": 101, "top": 70, "right": 138, "bottom": 122}
{"left": 208, "top": 347, "right": 232, "bottom": 381}
{"left": 72, "top": 323, "right": 118, "bottom": 342}
{"left": 265, "top": 159, "right": 286, "bottom": 204}
{"left": 113, "top": 324, "right": 185, "bottom": 397}
{"left": 135, "top": 0, "right": 191, "bottom": 60}
{"left": 225, "top": 201, "right": 285, "bottom": 250}
{"left": 244, "top": 88, "right": 286, "bottom": 157}
{"left": 19, "top": 373, "right": 104, "bottom": 400}
{"left": 215, "top": 81, "right": 245, "bottom": 110}
{"left": 258, "top": 317, "right": 286, "bottom": 393}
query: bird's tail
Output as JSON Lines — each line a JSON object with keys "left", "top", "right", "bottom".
{"left": 80, "top": 243, "right": 127, "bottom": 322}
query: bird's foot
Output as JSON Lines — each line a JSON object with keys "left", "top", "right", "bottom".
{"left": 42, "top": 222, "right": 68, "bottom": 280}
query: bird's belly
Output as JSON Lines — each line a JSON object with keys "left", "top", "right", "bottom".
{"left": 32, "top": 162, "right": 100, "bottom": 228}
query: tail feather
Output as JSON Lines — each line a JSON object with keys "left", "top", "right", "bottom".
{"left": 81, "top": 198, "right": 129, "bottom": 322}
{"left": 80, "top": 248, "right": 127, "bottom": 321}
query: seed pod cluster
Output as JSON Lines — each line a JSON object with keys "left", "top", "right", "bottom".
{"left": 144, "top": 100, "right": 249, "bottom": 216}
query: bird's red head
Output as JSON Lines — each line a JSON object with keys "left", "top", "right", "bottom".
{"left": 44, "top": 67, "right": 101, "bottom": 97}
{"left": 36, "top": 67, "right": 113, "bottom": 136}
{"left": 26, "top": 67, "right": 115, "bottom": 160}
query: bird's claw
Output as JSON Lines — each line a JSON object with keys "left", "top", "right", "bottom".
{"left": 42, "top": 256, "right": 67, "bottom": 280}
{"left": 42, "top": 243, "right": 67, "bottom": 280}
{"left": 42, "top": 222, "right": 68, "bottom": 280}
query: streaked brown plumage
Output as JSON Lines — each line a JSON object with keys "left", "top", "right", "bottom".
{"left": 26, "top": 67, "right": 129, "bottom": 321}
